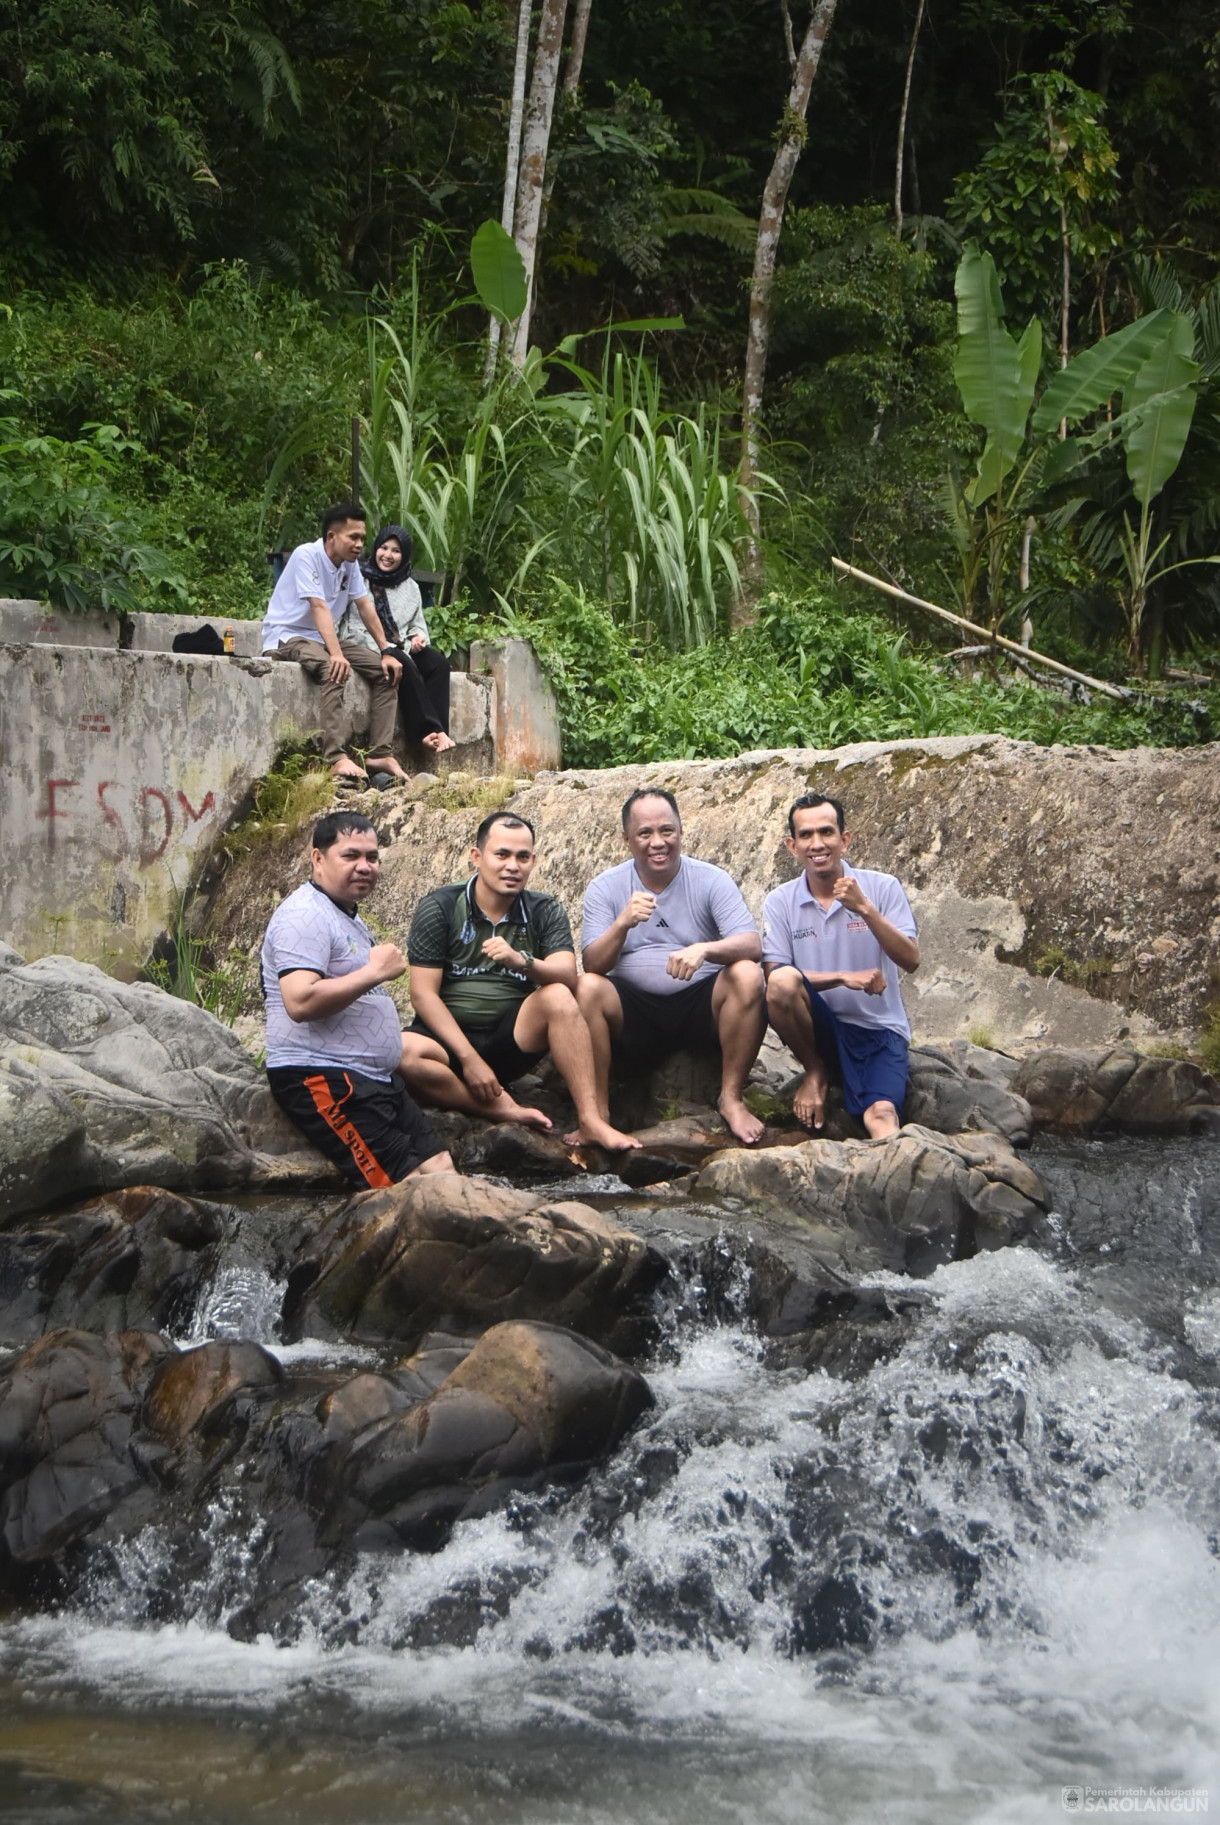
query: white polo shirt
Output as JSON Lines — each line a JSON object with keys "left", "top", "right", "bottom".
{"left": 262, "top": 539, "right": 370, "bottom": 651}
{"left": 762, "top": 866, "right": 916, "bottom": 1039}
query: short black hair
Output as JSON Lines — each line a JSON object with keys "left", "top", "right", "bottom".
{"left": 788, "top": 791, "right": 847, "bottom": 836}
{"left": 621, "top": 787, "right": 681, "bottom": 831}
{"left": 312, "top": 810, "right": 377, "bottom": 851}
{"left": 474, "top": 810, "right": 536, "bottom": 849}
{"left": 321, "top": 501, "right": 366, "bottom": 538}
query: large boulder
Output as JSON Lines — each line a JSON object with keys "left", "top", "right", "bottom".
{"left": 0, "top": 1186, "right": 227, "bottom": 1344}
{"left": 321, "top": 1321, "right": 653, "bottom": 1554}
{"left": 0, "top": 1328, "right": 170, "bottom": 1569}
{"left": 1010, "top": 1046, "right": 1220, "bottom": 1135}
{"left": 693, "top": 1126, "right": 1048, "bottom": 1277}
{"left": 284, "top": 1173, "right": 666, "bottom": 1357}
{"left": 0, "top": 953, "right": 338, "bottom": 1221}
{"left": 0, "top": 1321, "right": 651, "bottom": 1624}
{"left": 905, "top": 1044, "right": 1033, "bottom": 1146}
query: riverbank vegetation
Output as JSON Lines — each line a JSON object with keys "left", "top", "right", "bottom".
{"left": 3, "top": 0, "right": 1219, "bottom": 755}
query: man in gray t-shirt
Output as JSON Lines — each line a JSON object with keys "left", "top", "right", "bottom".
{"left": 576, "top": 789, "right": 766, "bottom": 1145}
{"left": 261, "top": 809, "right": 453, "bottom": 1187}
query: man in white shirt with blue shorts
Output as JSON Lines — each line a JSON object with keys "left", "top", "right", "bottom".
{"left": 262, "top": 502, "right": 410, "bottom": 787}
{"left": 576, "top": 788, "right": 767, "bottom": 1145}
{"left": 763, "top": 791, "right": 920, "bottom": 1140}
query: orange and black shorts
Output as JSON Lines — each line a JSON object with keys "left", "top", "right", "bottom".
{"left": 267, "top": 1066, "right": 445, "bottom": 1189}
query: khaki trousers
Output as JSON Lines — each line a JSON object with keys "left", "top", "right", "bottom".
{"left": 270, "top": 638, "right": 399, "bottom": 763}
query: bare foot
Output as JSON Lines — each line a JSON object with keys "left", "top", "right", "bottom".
{"left": 367, "top": 755, "right": 411, "bottom": 781}
{"left": 793, "top": 1066, "right": 829, "bottom": 1131}
{"left": 331, "top": 758, "right": 368, "bottom": 782}
{"left": 487, "top": 1093, "right": 552, "bottom": 1132}
{"left": 422, "top": 731, "right": 456, "bottom": 753}
{"left": 568, "top": 1117, "right": 642, "bottom": 1152}
{"left": 718, "top": 1093, "right": 764, "bottom": 1146}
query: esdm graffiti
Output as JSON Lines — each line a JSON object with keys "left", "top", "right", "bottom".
{"left": 39, "top": 777, "right": 217, "bottom": 867}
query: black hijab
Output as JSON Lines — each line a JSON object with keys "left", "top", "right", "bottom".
{"left": 361, "top": 524, "right": 413, "bottom": 591}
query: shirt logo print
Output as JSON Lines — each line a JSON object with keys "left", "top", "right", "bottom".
{"left": 656, "top": 916, "right": 670, "bottom": 929}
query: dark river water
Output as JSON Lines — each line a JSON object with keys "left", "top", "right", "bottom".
{"left": 2, "top": 1137, "right": 1218, "bottom": 1823}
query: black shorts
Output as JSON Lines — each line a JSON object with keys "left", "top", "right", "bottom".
{"left": 612, "top": 974, "right": 719, "bottom": 1062}
{"left": 268, "top": 1066, "right": 445, "bottom": 1188}
{"left": 409, "top": 1004, "right": 546, "bottom": 1086}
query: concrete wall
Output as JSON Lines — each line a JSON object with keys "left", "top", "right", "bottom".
{"left": 0, "top": 599, "right": 122, "bottom": 649}
{"left": 469, "top": 638, "right": 562, "bottom": 774}
{"left": 0, "top": 644, "right": 494, "bottom": 972}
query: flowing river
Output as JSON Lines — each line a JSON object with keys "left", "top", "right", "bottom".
{"left": 2, "top": 1136, "right": 1218, "bottom": 1823}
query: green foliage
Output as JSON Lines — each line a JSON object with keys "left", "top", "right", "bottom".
{"left": 471, "top": 222, "right": 527, "bottom": 327}
{"left": 144, "top": 892, "right": 245, "bottom": 1025}
{"left": 769, "top": 206, "right": 966, "bottom": 593}
{"left": 224, "top": 730, "right": 333, "bottom": 856}
{"left": 953, "top": 242, "right": 1042, "bottom": 508}
{"left": 471, "top": 580, "right": 1217, "bottom": 769}
{"left": 950, "top": 71, "right": 1120, "bottom": 324}
{"left": 0, "top": 412, "right": 188, "bottom": 610}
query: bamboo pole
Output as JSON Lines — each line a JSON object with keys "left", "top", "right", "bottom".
{"left": 830, "top": 557, "right": 1131, "bottom": 701}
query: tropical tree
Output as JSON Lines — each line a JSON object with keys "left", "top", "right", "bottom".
{"left": 738, "top": 0, "right": 840, "bottom": 619}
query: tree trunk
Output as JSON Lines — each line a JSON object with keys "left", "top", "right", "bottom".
{"left": 893, "top": 0, "right": 926, "bottom": 242}
{"left": 484, "top": 0, "right": 533, "bottom": 389}
{"left": 563, "top": 0, "right": 593, "bottom": 97}
{"left": 737, "top": 0, "right": 839, "bottom": 622}
{"left": 511, "top": 0, "right": 570, "bottom": 369}
{"left": 539, "top": 0, "right": 595, "bottom": 237}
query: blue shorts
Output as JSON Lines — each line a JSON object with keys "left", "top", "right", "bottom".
{"left": 798, "top": 987, "right": 909, "bottom": 1117}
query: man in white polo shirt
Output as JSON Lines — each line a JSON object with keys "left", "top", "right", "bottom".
{"left": 263, "top": 502, "right": 410, "bottom": 786}
{"left": 763, "top": 790, "right": 920, "bottom": 1139}
{"left": 576, "top": 788, "right": 767, "bottom": 1145}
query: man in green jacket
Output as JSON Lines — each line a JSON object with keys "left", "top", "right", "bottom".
{"left": 401, "top": 810, "right": 639, "bottom": 1151}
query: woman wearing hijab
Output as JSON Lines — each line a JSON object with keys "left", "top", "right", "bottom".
{"left": 340, "top": 524, "right": 454, "bottom": 756}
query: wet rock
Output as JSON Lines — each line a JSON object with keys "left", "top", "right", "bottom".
{"left": 693, "top": 1126, "right": 1048, "bottom": 1277}
{"left": 285, "top": 1172, "right": 666, "bottom": 1356}
{"left": 1011, "top": 1046, "right": 1220, "bottom": 1135}
{"left": 454, "top": 1122, "right": 590, "bottom": 1182}
{"left": 0, "top": 1187, "right": 227, "bottom": 1343}
{"left": 0, "top": 1316, "right": 651, "bottom": 1613}
{"left": 326, "top": 1320, "right": 652, "bottom": 1552}
{"left": 0, "top": 1328, "right": 170, "bottom": 1569}
{"left": 0, "top": 955, "right": 338, "bottom": 1222}
{"left": 145, "top": 1340, "right": 285, "bottom": 1445}
{"left": 905, "top": 1045, "right": 1033, "bottom": 1146}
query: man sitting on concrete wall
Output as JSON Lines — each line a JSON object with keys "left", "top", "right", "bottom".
{"left": 763, "top": 791, "right": 920, "bottom": 1139}
{"left": 262, "top": 810, "right": 455, "bottom": 1185}
{"left": 262, "top": 502, "right": 412, "bottom": 787}
{"left": 576, "top": 789, "right": 767, "bottom": 1145}
{"left": 401, "top": 811, "right": 641, "bottom": 1152}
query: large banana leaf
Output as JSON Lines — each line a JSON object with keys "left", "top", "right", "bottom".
{"left": 1031, "top": 309, "right": 1174, "bottom": 435}
{"left": 471, "top": 219, "right": 527, "bottom": 326}
{"left": 1122, "top": 311, "right": 1199, "bottom": 509}
{"left": 954, "top": 243, "right": 1041, "bottom": 506}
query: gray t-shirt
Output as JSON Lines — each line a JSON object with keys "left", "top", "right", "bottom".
{"left": 581, "top": 856, "right": 757, "bottom": 998}
{"left": 261, "top": 882, "right": 404, "bottom": 1078}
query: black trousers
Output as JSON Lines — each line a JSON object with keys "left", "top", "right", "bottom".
{"left": 391, "top": 644, "right": 450, "bottom": 739}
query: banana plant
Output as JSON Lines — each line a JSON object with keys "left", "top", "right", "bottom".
{"left": 951, "top": 242, "right": 1042, "bottom": 627}
{"left": 1035, "top": 302, "right": 1216, "bottom": 668}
